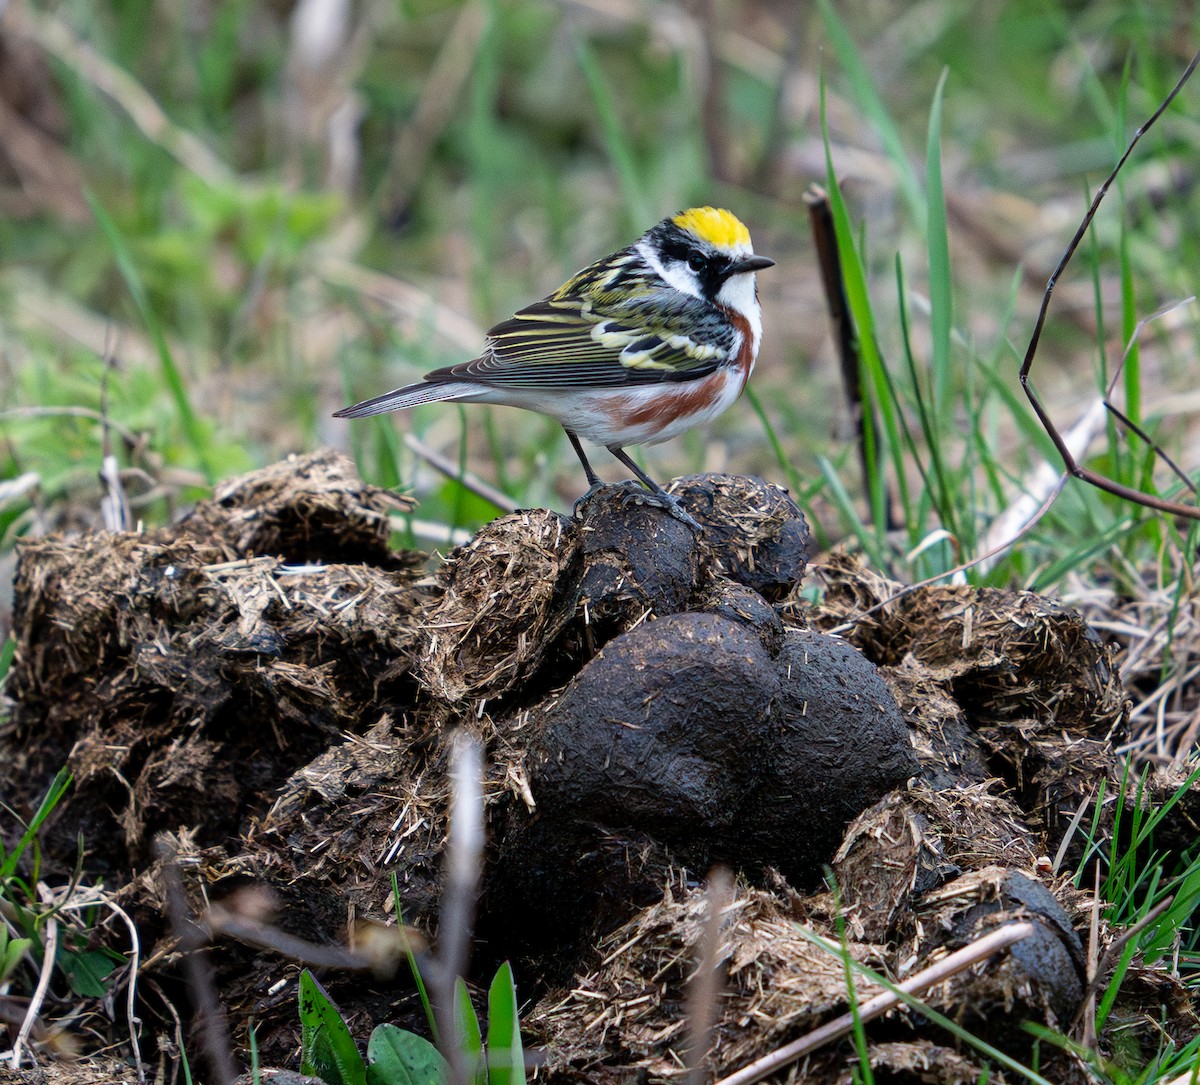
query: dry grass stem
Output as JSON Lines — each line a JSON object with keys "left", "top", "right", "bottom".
{"left": 712, "top": 921, "right": 1036, "bottom": 1085}
{"left": 436, "top": 733, "right": 485, "bottom": 1085}
{"left": 685, "top": 867, "right": 733, "bottom": 1085}
{"left": 10, "top": 909, "right": 57, "bottom": 1068}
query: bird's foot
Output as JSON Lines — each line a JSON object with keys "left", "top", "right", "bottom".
{"left": 624, "top": 486, "right": 703, "bottom": 532}
{"left": 571, "top": 480, "right": 609, "bottom": 519}
{"left": 574, "top": 479, "right": 703, "bottom": 532}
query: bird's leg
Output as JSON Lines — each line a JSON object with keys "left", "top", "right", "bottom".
{"left": 564, "top": 428, "right": 602, "bottom": 488}
{"left": 567, "top": 428, "right": 612, "bottom": 519}
{"left": 607, "top": 446, "right": 663, "bottom": 494}
{"left": 606, "top": 446, "right": 701, "bottom": 532}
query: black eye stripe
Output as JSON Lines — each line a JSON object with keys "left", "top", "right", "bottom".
{"left": 657, "top": 236, "right": 694, "bottom": 265}
{"left": 647, "top": 223, "right": 731, "bottom": 298}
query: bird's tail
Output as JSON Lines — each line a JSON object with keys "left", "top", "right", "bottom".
{"left": 333, "top": 380, "right": 482, "bottom": 418}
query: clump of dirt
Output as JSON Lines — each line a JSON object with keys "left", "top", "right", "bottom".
{"left": 416, "top": 472, "right": 812, "bottom": 715}
{"left": 176, "top": 448, "right": 416, "bottom": 567}
{"left": 2, "top": 455, "right": 1193, "bottom": 1085}
{"left": 530, "top": 874, "right": 888, "bottom": 1083}
{"left": 815, "top": 550, "right": 1130, "bottom": 851}
{"left": 5, "top": 451, "right": 428, "bottom": 874}
{"left": 668, "top": 472, "right": 813, "bottom": 601}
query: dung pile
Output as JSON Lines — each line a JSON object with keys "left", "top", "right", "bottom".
{"left": 3, "top": 454, "right": 1193, "bottom": 1085}
{"left": 5, "top": 451, "right": 428, "bottom": 871}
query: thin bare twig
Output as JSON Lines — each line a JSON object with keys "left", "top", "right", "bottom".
{"left": 203, "top": 909, "right": 374, "bottom": 972}
{"left": 1099, "top": 297, "right": 1200, "bottom": 497}
{"left": 11, "top": 912, "right": 57, "bottom": 1067}
{"left": 1019, "top": 49, "right": 1200, "bottom": 520}
{"left": 0, "top": 405, "right": 142, "bottom": 447}
{"left": 0, "top": 472, "right": 40, "bottom": 507}
{"left": 712, "top": 921, "right": 1035, "bottom": 1085}
{"left": 404, "top": 433, "right": 519, "bottom": 514}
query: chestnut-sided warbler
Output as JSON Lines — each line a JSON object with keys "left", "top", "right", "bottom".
{"left": 335, "top": 206, "right": 773, "bottom": 504}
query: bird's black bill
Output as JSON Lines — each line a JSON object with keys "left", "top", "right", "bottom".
{"left": 728, "top": 255, "right": 775, "bottom": 275}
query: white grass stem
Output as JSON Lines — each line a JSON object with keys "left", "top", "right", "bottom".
{"left": 10, "top": 914, "right": 57, "bottom": 1068}
{"left": 976, "top": 397, "right": 1106, "bottom": 575}
{"left": 713, "top": 921, "right": 1035, "bottom": 1085}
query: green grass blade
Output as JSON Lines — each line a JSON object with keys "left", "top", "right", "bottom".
{"left": 744, "top": 386, "right": 805, "bottom": 497}
{"left": 0, "top": 635, "right": 15, "bottom": 687}
{"left": 0, "top": 767, "right": 72, "bottom": 880}
{"left": 249, "top": 1022, "right": 262, "bottom": 1085}
{"left": 925, "top": 67, "right": 953, "bottom": 427}
{"left": 818, "top": 455, "right": 885, "bottom": 570}
{"left": 86, "top": 193, "right": 216, "bottom": 482}
{"left": 453, "top": 977, "right": 486, "bottom": 1085}
{"left": 744, "top": 387, "right": 831, "bottom": 552}
{"left": 485, "top": 961, "right": 527, "bottom": 1085}
{"left": 830, "top": 887, "right": 874, "bottom": 1085}
{"left": 392, "top": 874, "right": 439, "bottom": 1043}
{"left": 816, "top": 0, "right": 924, "bottom": 230}
{"left": 820, "top": 82, "right": 911, "bottom": 539}
{"left": 895, "top": 257, "right": 954, "bottom": 546}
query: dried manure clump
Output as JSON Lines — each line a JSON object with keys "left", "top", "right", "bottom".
{"left": 816, "top": 550, "right": 1130, "bottom": 848}
{"left": 5, "top": 451, "right": 428, "bottom": 874}
{"left": 529, "top": 876, "right": 888, "bottom": 1083}
{"left": 3, "top": 456, "right": 1191, "bottom": 1085}
{"left": 176, "top": 447, "right": 414, "bottom": 566}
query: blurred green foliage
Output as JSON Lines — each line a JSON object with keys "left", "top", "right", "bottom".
{"left": 0, "top": 0, "right": 1197, "bottom": 574}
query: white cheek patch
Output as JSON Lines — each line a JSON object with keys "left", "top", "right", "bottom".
{"left": 717, "top": 272, "right": 763, "bottom": 346}
{"left": 636, "top": 240, "right": 703, "bottom": 300}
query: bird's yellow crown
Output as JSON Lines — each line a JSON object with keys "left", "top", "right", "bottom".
{"left": 672, "top": 206, "right": 751, "bottom": 251}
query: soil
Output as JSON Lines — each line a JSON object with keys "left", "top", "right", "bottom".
{"left": 1, "top": 451, "right": 1196, "bottom": 1085}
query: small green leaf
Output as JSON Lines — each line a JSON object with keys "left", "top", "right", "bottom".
{"left": 0, "top": 634, "right": 15, "bottom": 685}
{"left": 298, "top": 970, "right": 368, "bottom": 1085}
{"left": 453, "top": 978, "right": 486, "bottom": 1085}
{"left": 60, "top": 947, "right": 118, "bottom": 998}
{"left": 485, "top": 962, "right": 526, "bottom": 1085}
{"left": 366, "top": 1023, "right": 448, "bottom": 1085}
{"left": 0, "top": 933, "right": 32, "bottom": 984}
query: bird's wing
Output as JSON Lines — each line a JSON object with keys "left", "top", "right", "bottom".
{"left": 428, "top": 266, "right": 735, "bottom": 390}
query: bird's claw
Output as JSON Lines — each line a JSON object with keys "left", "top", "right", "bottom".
{"left": 571, "top": 480, "right": 608, "bottom": 519}
{"left": 618, "top": 484, "right": 703, "bottom": 533}
{"left": 573, "top": 480, "right": 703, "bottom": 533}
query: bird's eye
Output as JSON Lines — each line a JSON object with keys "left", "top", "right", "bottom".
{"left": 687, "top": 253, "right": 707, "bottom": 274}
